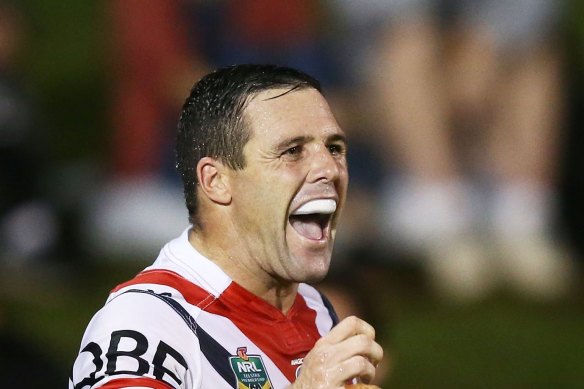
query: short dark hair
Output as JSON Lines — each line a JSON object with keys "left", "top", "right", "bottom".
{"left": 176, "top": 64, "right": 322, "bottom": 226}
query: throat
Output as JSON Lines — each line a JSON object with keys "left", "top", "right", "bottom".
{"left": 267, "top": 284, "right": 298, "bottom": 314}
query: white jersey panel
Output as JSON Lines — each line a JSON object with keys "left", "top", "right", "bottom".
{"left": 298, "top": 283, "right": 335, "bottom": 336}
{"left": 70, "top": 291, "right": 202, "bottom": 389}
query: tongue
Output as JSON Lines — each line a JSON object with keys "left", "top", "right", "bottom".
{"left": 290, "top": 217, "right": 323, "bottom": 240}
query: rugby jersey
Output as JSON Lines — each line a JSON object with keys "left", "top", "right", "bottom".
{"left": 69, "top": 228, "right": 339, "bottom": 389}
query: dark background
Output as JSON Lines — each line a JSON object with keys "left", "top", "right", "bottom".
{"left": 2, "top": 1, "right": 584, "bottom": 387}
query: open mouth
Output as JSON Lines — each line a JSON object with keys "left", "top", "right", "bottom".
{"left": 289, "top": 199, "right": 336, "bottom": 241}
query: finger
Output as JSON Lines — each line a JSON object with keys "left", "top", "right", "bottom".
{"left": 328, "top": 355, "right": 376, "bottom": 385}
{"left": 323, "top": 334, "right": 384, "bottom": 368}
{"left": 342, "top": 334, "right": 384, "bottom": 366}
{"left": 323, "top": 316, "right": 376, "bottom": 344}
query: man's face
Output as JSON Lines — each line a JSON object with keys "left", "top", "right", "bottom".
{"left": 228, "top": 87, "right": 348, "bottom": 284}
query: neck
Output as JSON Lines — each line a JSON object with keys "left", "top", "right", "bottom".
{"left": 188, "top": 228, "right": 298, "bottom": 314}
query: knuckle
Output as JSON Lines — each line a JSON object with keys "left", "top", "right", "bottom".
{"left": 375, "top": 342, "right": 384, "bottom": 357}
{"left": 357, "top": 334, "right": 371, "bottom": 349}
{"left": 347, "top": 315, "right": 361, "bottom": 329}
{"left": 356, "top": 355, "right": 369, "bottom": 370}
{"left": 369, "top": 325, "right": 376, "bottom": 339}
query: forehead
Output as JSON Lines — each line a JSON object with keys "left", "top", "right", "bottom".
{"left": 243, "top": 88, "right": 342, "bottom": 141}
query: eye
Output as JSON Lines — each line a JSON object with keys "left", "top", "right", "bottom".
{"left": 327, "top": 143, "right": 345, "bottom": 155}
{"left": 283, "top": 145, "right": 301, "bottom": 156}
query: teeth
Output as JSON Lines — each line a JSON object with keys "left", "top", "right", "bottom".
{"left": 293, "top": 199, "right": 337, "bottom": 215}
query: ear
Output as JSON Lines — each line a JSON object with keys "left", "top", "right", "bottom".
{"left": 196, "top": 157, "right": 232, "bottom": 205}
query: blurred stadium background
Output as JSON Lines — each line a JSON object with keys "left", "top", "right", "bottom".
{"left": 2, "top": 1, "right": 584, "bottom": 387}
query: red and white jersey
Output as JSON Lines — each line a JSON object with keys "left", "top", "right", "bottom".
{"left": 69, "top": 228, "right": 339, "bottom": 389}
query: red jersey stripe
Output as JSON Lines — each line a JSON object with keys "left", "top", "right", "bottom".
{"left": 111, "top": 269, "right": 213, "bottom": 307}
{"left": 98, "top": 376, "right": 173, "bottom": 389}
{"left": 112, "top": 269, "right": 187, "bottom": 293}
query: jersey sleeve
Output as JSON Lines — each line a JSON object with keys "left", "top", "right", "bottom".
{"left": 69, "top": 290, "right": 202, "bottom": 389}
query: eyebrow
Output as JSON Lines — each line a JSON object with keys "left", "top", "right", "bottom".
{"left": 276, "top": 135, "right": 310, "bottom": 151}
{"left": 275, "top": 133, "right": 347, "bottom": 151}
{"left": 328, "top": 133, "right": 347, "bottom": 145}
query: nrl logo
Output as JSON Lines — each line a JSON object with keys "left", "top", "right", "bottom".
{"left": 229, "top": 347, "right": 273, "bottom": 389}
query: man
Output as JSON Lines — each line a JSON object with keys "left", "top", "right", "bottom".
{"left": 69, "top": 64, "right": 383, "bottom": 388}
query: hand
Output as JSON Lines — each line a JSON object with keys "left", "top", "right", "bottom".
{"left": 290, "top": 316, "right": 384, "bottom": 389}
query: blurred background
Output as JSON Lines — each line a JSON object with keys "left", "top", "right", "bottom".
{"left": 2, "top": 0, "right": 584, "bottom": 387}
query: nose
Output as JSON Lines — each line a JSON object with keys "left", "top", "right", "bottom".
{"left": 307, "top": 145, "right": 343, "bottom": 184}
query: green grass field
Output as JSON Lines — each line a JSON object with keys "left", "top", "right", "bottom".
{"left": 2, "top": 261, "right": 583, "bottom": 388}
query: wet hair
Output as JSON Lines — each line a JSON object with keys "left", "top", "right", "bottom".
{"left": 176, "top": 64, "right": 322, "bottom": 226}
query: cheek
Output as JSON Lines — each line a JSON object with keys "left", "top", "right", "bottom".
{"left": 235, "top": 166, "right": 304, "bottom": 219}
{"left": 337, "top": 167, "right": 349, "bottom": 196}
{"left": 238, "top": 178, "right": 290, "bottom": 225}
{"left": 264, "top": 168, "right": 302, "bottom": 196}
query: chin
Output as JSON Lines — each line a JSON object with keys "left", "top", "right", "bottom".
{"left": 287, "top": 269, "right": 328, "bottom": 285}
{"left": 302, "top": 272, "right": 329, "bottom": 284}
{"left": 293, "top": 254, "right": 332, "bottom": 283}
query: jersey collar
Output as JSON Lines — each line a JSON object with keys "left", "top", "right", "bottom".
{"left": 155, "top": 226, "right": 233, "bottom": 298}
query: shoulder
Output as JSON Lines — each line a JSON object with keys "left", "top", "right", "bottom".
{"left": 93, "top": 287, "right": 200, "bottom": 338}
{"left": 70, "top": 277, "right": 206, "bottom": 389}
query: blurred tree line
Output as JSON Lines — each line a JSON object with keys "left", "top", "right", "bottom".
{"left": 19, "top": 0, "right": 107, "bottom": 163}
